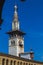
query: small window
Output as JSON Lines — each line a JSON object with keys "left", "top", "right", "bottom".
{"left": 14, "top": 61, "right": 16, "bottom": 65}
{"left": 34, "top": 64, "right": 36, "bottom": 65}
{"left": 11, "top": 40, "right": 15, "bottom": 46}
{"left": 17, "top": 62, "right": 19, "bottom": 65}
{"left": 6, "top": 59, "right": 9, "bottom": 65}
{"left": 29, "top": 64, "right": 30, "bottom": 65}
{"left": 31, "top": 64, "right": 33, "bottom": 65}
{"left": 2, "top": 59, "right": 5, "bottom": 65}
{"left": 26, "top": 63, "right": 28, "bottom": 65}
{"left": 10, "top": 60, "right": 13, "bottom": 65}
{"left": 23, "top": 63, "right": 25, "bottom": 65}
{"left": 20, "top": 62, "right": 22, "bottom": 65}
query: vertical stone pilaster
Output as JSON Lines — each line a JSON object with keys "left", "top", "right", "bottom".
{"left": 0, "top": 58, "right": 2, "bottom": 65}
{"left": 8, "top": 60, "right": 10, "bottom": 65}
{"left": 5, "top": 59, "right": 6, "bottom": 65}
{"left": 16, "top": 61, "right": 17, "bottom": 65}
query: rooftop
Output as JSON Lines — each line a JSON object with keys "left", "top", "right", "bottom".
{"left": 0, "top": 53, "right": 43, "bottom": 64}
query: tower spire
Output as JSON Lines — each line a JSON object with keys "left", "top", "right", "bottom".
{"left": 12, "top": 5, "right": 19, "bottom": 31}
{"left": 14, "top": 5, "right": 18, "bottom": 22}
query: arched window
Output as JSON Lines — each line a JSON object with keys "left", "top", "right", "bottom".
{"left": 26, "top": 63, "right": 28, "bottom": 65}
{"left": 6, "top": 59, "right": 9, "bottom": 65}
{"left": 17, "top": 62, "right": 19, "bottom": 65}
{"left": 14, "top": 61, "right": 16, "bottom": 65}
{"left": 11, "top": 40, "right": 15, "bottom": 46}
{"left": 2, "top": 58, "right": 5, "bottom": 65}
{"left": 10, "top": 60, "right": 13, "bottom": 65}
{"left": 23, "top": 63, "right": 25, "bottom": 65}
{"left": 34, "top": 64, "right": 36, "bottom": 65}
{"left": 31, "top": 64, "right": 33, "bottom": 65}
{"left": 29, "top": 64, "right": 30, "bottom": 65}
{"left": 20, "top": 62, "right": 22, "bottom": 65}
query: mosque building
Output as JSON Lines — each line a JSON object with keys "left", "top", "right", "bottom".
{"left": 0, "top": 4, "right": 43, "bottom": 65}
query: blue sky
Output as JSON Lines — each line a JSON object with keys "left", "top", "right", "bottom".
{"left": 0, "top": 0, "right": 43, "bottom": 61}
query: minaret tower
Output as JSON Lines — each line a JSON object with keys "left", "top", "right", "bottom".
{"left": 7, "top": 5, "right": 25, "bottom": 56}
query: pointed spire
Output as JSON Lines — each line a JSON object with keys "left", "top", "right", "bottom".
{"left": 14, "top": 5, "right": 17, "bottom": 13}
{"left": 14, "top": 5, "right": 18, "bottom": 22}
{"left": 12, "top": 5, "right": 20, "bottom": 31}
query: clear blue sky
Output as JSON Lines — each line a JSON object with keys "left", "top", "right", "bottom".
{"left": 0, "top": 0, "right": 43, "bottom": 61}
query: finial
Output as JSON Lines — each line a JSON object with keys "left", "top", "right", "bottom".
{"left": 14, "top": 5, "right": 18, "bottom": 13}
{"left": 14, "top": 5, "right": 17, "bottom": 9}
{"left": 30, "top": 48, "right": 34, "bottom": 53}
{"left": 13, "top": 5, "right": 18, "bottom": 22}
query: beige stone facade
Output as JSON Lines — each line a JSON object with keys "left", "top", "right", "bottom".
{"left": 0, "top": 53, "right": 43, "bottom": 65}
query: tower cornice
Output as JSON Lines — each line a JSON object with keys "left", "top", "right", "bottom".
{"left": 6, "top": 30, "right": 26, "bottom": 36}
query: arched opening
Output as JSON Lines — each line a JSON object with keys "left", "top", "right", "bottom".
{"left": 29, "top": 64, "right": 30, "bottom": 65}
{"left": 6, "top": 59, "right": 9, "bottom": 65}
{"left": 14, "top": 61, "right": 16, "bottom": 65}
{"left": 10, "top": 60, "right": 13, "bottom": 65}
{"left": 17, "top": 61, "right": 19, "bottom": 65}
{"left": 2, "top": 58, "right": 5, "bottom": 65}
{"left": 23, "top": 63, "right": 25, "bottom": 65}
{"left": 20, "top": 62, "right": 22, "bottom": 65}
{"left": 26, "top": 63, "right": 28, "bottom": 65}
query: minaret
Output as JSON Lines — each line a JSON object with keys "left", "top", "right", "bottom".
{"left": 7, "top": 5, "right": 25, "bottom": 56}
